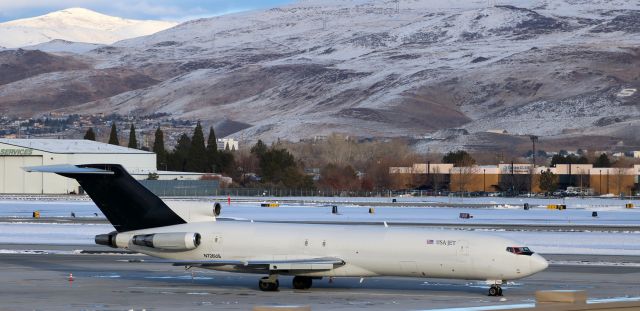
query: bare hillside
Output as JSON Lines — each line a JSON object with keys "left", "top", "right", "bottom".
{"left": 1, "top": 0, "right": 639, "bottom": 151}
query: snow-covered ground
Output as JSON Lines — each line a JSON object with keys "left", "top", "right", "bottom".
{"left": 0, "top": 223, "right": 106, "bottom": 245}
{"left": 0, "top": 199, "right": 101, "bottom": 218}
{"left": 3, "top": 196, "right": 638, "bottom": 226}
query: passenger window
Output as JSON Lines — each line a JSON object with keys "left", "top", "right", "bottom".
{"left": 304, "top": 239, "right": 309, "bottom": 247}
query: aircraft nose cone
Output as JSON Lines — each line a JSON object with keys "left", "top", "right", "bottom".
{"left": 530, "top": 253, "right": 549, "bottom": 273}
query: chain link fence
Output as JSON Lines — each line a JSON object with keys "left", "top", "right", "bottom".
{"left": 139, "top": 180, "right": 220, "bottom": 196}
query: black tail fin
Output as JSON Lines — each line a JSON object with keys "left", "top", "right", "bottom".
{"left": 25, "top": 164, "right": 185, "bottom": 232}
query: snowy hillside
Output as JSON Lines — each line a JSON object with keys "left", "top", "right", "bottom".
{"left": 2, "top": 0, "right": 640, "bottom": 151}
{"left": 0, "top": 8, "right": 177, "bottom": 48}
{"left": 23, "top": 40, "right": 104, "bottom": 54}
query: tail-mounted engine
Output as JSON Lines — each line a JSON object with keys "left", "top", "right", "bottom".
{"left": 131, "top": 232, "right": 201, "bottom": 251}
{"left": 95, "top": 231, "right": 118, "bottom": 248}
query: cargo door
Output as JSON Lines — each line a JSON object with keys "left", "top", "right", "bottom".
{"left": 204, "top": 233, "right": 224, "bottom": 260}
{"left": 457, "top": 240, "right": 469, "bottom": 257}
{"left": 455, "top": 240, "right": 471, "bottom": 275}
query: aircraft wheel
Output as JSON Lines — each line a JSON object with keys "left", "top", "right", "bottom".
{"left": 488, "top": 285, "right": 501, "bottom": 296}
{"left": 258, "top": 279, "right": 270, "bottom": 291}
{"left": 259, "top": 277, "right": 279, "bottom": 291}
{"left": 270, "top": 280, "right": 280, "bottom": 291}
{"left": 292, "top": 276, "right": 312, "bottom": 290}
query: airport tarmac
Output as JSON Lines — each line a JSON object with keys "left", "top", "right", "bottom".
{"left": 1, "top": 245, "right": 639, "bottom": 311}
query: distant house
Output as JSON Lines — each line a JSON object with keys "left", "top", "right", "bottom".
{"left": 217, "top": 138, "right": 238, "bottom": 151}
{"left": 486, "top": 129, "right": 508, "bottom": 134}
{"left": 304, "top": 168, "right": 321, "bottom": 181}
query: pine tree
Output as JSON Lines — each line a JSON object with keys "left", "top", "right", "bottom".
{"left": 217, "top": 150, "right": 235, "bottom": 175}
{"left": 127, "top": 124, "right": 138, "bottom": 149}
{"left": 442, "top": 150, "right": 476, "bottom": 167}
{"left": 250, "top": 140, "right": 267, "bottom": 157}
{"left": 153, "top": 127, "right": 167, "bottom": 169}
{"left": 108, "top": 123, "right": 119, "bottom": 145}
{"left": 539, "top": 169, "right": 558, "bottom": 194}
{"left": 83, "top": 128, "right": 96, "bottom": 141}
{"left": 594, "top": 153, "right": 611, "bottom": 168}
{"left": 188, "top": 122, "right": 207, "bottom": 172}
{"left": 168, "top": 134, "right": 191, "bottom": 171}
{"left": 206, "top": 127, "right": 218, "bottom": 173}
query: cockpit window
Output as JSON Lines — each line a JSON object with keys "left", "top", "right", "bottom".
{"left": 506, "top": 246, "right": 534, "bottom": 256}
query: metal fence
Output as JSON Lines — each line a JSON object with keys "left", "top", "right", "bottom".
{"left": 205, "top": 189, "right": 443, "bottom": 197}
{"left": 139, "top": 180, "right": 220, "bottom": 196}
{"left": 130, "top": 182, "right": 640, "bottom": 198}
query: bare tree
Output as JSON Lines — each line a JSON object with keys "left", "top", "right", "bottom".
{"left": 453, "top": 156, "right": 480, "bottom": 193}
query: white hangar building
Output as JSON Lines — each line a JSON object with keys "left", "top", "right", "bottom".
{"left": 0, "top": 139, "right": 156, "bottom": 194}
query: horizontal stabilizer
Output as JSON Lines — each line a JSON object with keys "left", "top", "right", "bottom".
{"left": 24, "top": 164, "right": 114, "bottom": 175}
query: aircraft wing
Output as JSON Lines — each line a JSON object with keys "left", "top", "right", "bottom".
{"left": 130, "top": 257, "right": 345, "bottom": 271}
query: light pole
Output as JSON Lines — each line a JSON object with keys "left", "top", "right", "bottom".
{"left": 530, "top": 135, "right": 538, "bottom": 168}
{"left": 530, "top": 135, "right": 538, "bottom": 194}
{"left": 599, "top": 169, "right": 602, "bottom": 195}
{"left": 483, "top": 168, "right": 486, "bottom": 192}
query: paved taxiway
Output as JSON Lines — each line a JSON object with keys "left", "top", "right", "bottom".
{"left": 1, "top": 245, "right": 639, "bottom": 311}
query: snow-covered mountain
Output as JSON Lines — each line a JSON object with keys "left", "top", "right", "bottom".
{"left": 23, "top": 40, "right": 104, "bottom": 54}
{"left": 0, "top": 8, "right": 177, "bottom": 48}
{"left": 1, "top": 0, "right": 639, "bottom": 152}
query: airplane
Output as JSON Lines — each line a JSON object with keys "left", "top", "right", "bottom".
{"left": 25, "top": 164, "right": 548, "bottom": 296}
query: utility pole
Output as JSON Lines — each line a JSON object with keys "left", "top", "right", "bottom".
{"left": 483, "top": 169, "right": 486, "bottom": 192}
{"left": 530, "top": 135, "right": 538, "bottom": 194}
{"left": 599, "top": 170, "right": 602, "bottom": 195}
{"left": 427, "top": 160, "right": 431, "bottom": 191}
{"left": 511, "top": 160, "right": 515, "bottom": 195}
{"left": 530, "top": 135, "right": 538, "bottom": 168}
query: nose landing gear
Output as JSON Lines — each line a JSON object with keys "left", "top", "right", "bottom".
{"left": 488, "top": 284, "right": 503, "bottom": 296}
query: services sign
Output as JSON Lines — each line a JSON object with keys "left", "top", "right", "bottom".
{"left": 0, "top": 149, "right": 33, "bottom": 156}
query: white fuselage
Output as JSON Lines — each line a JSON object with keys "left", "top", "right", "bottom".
{"left": 114, "top": 221, "right": 548, "bottom": 282}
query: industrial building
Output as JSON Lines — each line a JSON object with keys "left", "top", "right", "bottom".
{"left": 0, "top": 139, "right": 156, "bottom": 194}
{"left": 391, "top": 163, "right": 640, "bottom": 195}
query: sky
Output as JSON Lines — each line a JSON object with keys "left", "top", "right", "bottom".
{"left": 0, "top": 0, "right": 295, "bottom": 22}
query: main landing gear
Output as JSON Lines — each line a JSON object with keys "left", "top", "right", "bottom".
{"left": 258, "top": 275, "right": 279, "bottom": 291}
{"left": 292, "top": 276, "right": 313, "bottom": 290}
{"left": 258, "top": 275, "right": 314, "bottom": 291}
{"left": 488, "top": 284, "right": 503, "bottom": 296}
